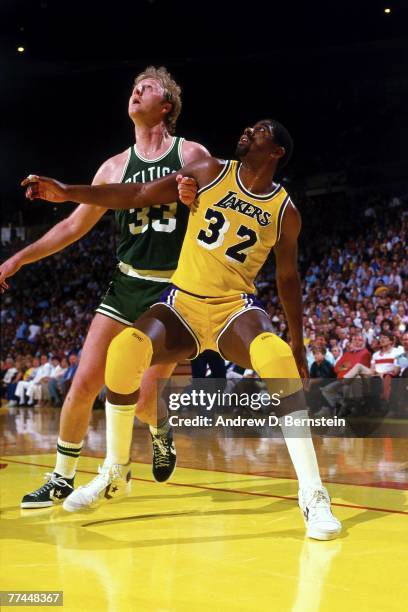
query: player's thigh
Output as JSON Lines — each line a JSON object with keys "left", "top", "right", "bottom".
{"left": 70, "top": 313, "right": 128, "bottom": 394}
{"left": 136, "top": 304, "right": 197, "bottom": 363}
{"left": 218, "top": 309, "right": 274, "bottom": 369}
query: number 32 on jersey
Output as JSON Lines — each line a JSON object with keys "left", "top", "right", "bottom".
{"left": 197, "top": 208, "right": 257, "bottom": 263}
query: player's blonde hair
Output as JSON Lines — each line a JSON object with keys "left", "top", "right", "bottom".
{"left": 134, "top": 66, "right": 182, "bottom": 135}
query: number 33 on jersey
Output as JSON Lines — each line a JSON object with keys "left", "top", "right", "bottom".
{"left": 115, "top": 137, "right": 188, "bottom": 273}
{"left": 172, "top": 160, "right": 291, "bottom": 296}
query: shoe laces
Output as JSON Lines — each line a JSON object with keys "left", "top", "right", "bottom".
{"left": 310, "top": 489, "right": 329, "bottom": 506}
{"left": 31, "top": 473, "right": 72, "bottom": 498}
{"left": 81, "top": 464, "right": 123, "bottom": 492}
{"left": 304, "top": 488, "right": 335, "bottom": 520}
{"left": 152, "top": 436, "right": 170, "bottom": 467}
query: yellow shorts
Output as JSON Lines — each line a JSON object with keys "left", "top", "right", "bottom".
{"left": 154, "top": 285, "right": 266, "bottom": 359}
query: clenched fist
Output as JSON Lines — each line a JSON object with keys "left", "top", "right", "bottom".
{"left": 21, "top": 175, "right": 69, "bottom": 203}
{"left": 176, "top": 175, "right": 199, "bottom": 211}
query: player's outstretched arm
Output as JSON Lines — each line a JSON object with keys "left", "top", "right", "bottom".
{"left": 21, "top": 157, "right": 221, "bottom": 211}
{"left": 0, "top": 204, "right": 106, "bottom": 292}
{"left": 0, "top": 156, "right": 120, "bottom": 293}
{"left": 273, "top": 201, "right": 309, "bottom": 378}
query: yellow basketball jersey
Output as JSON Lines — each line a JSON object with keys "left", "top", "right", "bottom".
{"left": 172, "top": 160, "right": 291, "bottom": 296}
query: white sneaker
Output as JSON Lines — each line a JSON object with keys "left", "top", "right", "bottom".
{"left": 63, "top": 461, "right": 131, "bottom": 512}
{"left": 298, "top": 486, "right": 342, "bottom": 540}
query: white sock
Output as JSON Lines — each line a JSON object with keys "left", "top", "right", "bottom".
{"left": 55, "top": 437, "right": 83, "bottom": 479}
{"left": 279, "top": 410, "right": 322, "bottom": 490}
{"left": 105, "top": 400, "right": 135, "bottom": 466}
{"left": 149, "top": 416, "right": 170, "bottom": 436}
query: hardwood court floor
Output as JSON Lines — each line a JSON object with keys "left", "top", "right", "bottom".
{"left": 1, "top": 406, "right": 407, "bottom": 612}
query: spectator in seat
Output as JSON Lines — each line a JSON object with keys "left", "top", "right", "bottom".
{"left": 1, "top": 357, "right": 17, "bottom": 398}
{"left": 310, "top": 347, "right": 336, "bottom": 379}
{"left": 397, "top": 333, "right": 408, "bottom": 377}
{"left": 14, "top": 354, "right": 52, "bottom": 406}
{"left": 344, "top": 331, "right": 400, "bottom": 401}
{"left": 331, "top": 345, "right": 343, "bottom": 365}
{"left": 13, "top": 357, "right": 39, "bottom": 404}
{"left": 38, "top": 356, "right": 67, "bottom": 404}
{"left": 321, "top": 333, "right": 371, "bottom": 409}
{"left": 307, "top": 347, "right": 336, "bottom": 414}
{"left": 335, "top": 334, "right": 371, "bottom": 379}
{"left": 6, "top": 359, "right": 25, "bottom": 406}
{"left": 48, "top": 354, "right": 78, "bottom": 407}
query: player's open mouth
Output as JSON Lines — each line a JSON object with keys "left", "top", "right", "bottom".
{"left": 239, "top": 135, "right": 249, "bottom": 144}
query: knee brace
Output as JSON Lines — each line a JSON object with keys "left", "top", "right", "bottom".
{"left": 106, "top": 328, "right": 153, "bottom": 395}
{"left": 249, "top": 332, "right": 302, "bottom": 396}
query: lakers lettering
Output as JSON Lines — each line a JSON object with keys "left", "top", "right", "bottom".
{"left": 213, "top": 190, "right": 272, "bottom": 227}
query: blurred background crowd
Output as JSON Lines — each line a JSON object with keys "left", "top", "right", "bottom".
{"left": 1, "top": 2, "right": 407, "bottom": 411}
{"left": 1, "top": 189, "right": 407, "bottom": 410}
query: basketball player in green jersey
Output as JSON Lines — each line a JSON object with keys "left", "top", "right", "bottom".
{"left": 0, "top": 66, "right": 209, "bottom": 508}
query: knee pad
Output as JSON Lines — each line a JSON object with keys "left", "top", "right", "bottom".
{"left": 106, "top": 328, "right": 153, "bottom": 395}
{"left": 250, "top": 332, "right": 302, "bottom": 396}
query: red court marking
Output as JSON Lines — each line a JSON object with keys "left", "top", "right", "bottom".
{"left": 2, "top": 456, "right": 408, "bottom": 517}
{"left": 3, "top": 450, "right": 408, "bottom": 490}
{"left": 252, "top": 470, "right": 408, "bottom": 490}
{"left": 78, "top": 453, "right": 408, "bottom": 492}
{"left": 83, "top": 452, "right": 408, "bottom": 491}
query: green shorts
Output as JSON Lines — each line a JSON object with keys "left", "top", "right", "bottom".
{"left": 96, "top": 267, "right": 170, "bottom": 326}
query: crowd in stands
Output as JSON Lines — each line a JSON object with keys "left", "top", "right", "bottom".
{"left": 1, "top": 191, "right": 407, "bottom": 411}
{"left": 1, "top": 227, "right": 115, "bottom": 406}
{"left": 256, "top": 191, "right": 408, "bottom": 414}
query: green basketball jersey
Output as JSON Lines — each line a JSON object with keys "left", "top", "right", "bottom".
{"left": 115, "top": 136, "right": 188, "bottom": 271}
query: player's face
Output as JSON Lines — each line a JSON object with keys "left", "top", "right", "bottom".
{"left": 128, "top": 78, "right": 169, "bottom": 123}
{"left": 235, "top": 121, "right": 274, "bottom": 159}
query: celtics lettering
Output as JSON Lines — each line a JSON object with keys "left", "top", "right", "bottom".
{"left": 125, "top": 166, "right": 174, "bottom": 184}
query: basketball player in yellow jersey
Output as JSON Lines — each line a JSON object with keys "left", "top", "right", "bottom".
{"left": 23, "top": 119, "right": 341, "bottom": 540}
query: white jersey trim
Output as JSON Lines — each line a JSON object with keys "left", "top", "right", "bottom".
{"left": 216, "top": 306, "right": 266, "bottom": 359}
{"left": 178, "top": 137, "right": 186, "bottom": 167}
{"left": 118, "top": 261, "right": 174, "bottom": 283}
{"left": 133, "top": 136, "right": 177, "bottom": 163}
{"left": 95, "top": 307, "right": 132, "bottom": 326}
{"left": 119, "top": 148, "right": 132, "bottom": 183}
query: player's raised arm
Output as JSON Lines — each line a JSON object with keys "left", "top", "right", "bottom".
{"left": 21, "top": 157, "right": 222, "bottom": 211}
{"left": 0, "top": 157, "right": 120, "bottom": 292}
{"left": 273, "top": 200, "right": 308, "bottom": 378}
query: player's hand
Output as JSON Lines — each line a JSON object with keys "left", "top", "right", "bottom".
{"left": 21, "top": 175, "right": 69, "bottom": 203}
{"left": 176, "top": 175, "right": 199, "bottom": 212}
{"left": 0, "top": 256, "right": 23, "bottom": 293}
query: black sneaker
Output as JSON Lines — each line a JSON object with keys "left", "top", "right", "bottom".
{"left": 21, "top": 472, "right": 74, "bottom": 508}
{"left": 151, "top": 428, "right": 177, "bottom": 482}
